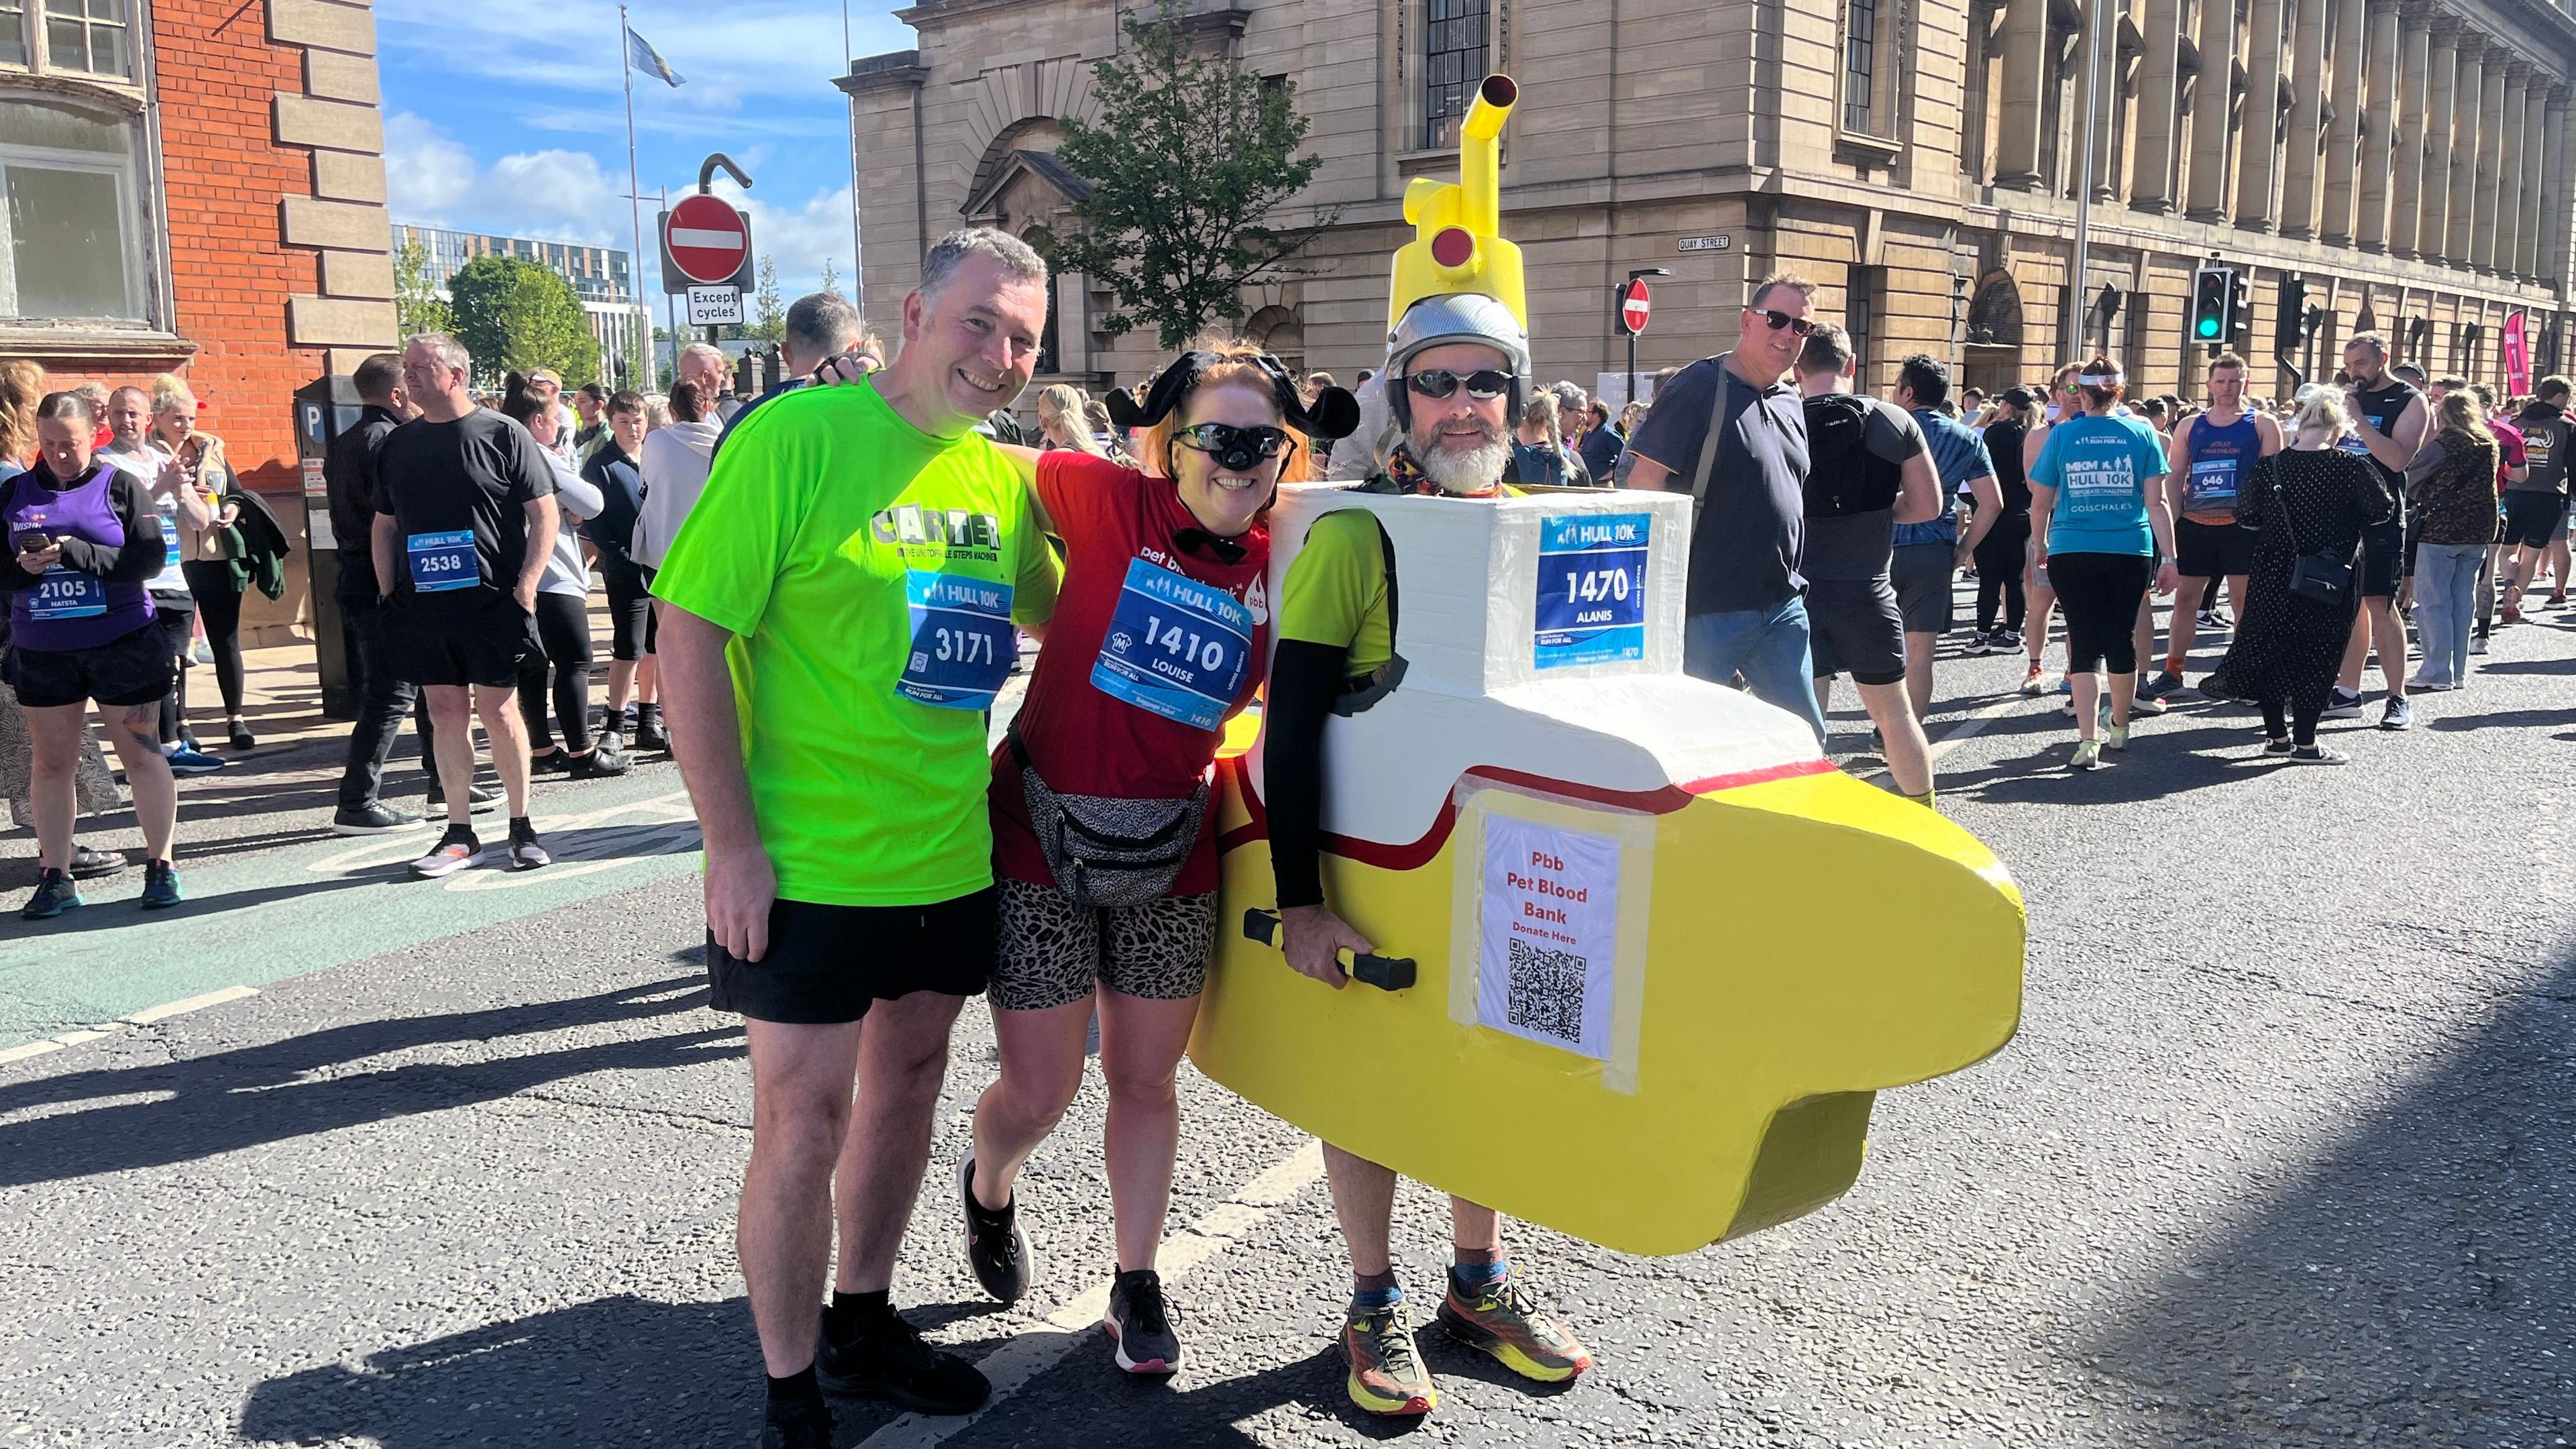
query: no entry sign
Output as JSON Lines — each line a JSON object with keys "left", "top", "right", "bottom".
{"left": 1619, "top": 278, "right": 1652, "bottom": 336}
{"left": 664, "top": 194, "right": 751, "bottom": 286}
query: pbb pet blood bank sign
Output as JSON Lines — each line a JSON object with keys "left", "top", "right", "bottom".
{"left": 1475, "top": 814, "right": 1619, "bottom": 1060}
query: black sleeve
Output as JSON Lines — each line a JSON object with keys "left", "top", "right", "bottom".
{"left": 54, "top": 470, "right": 166, "bottom": 584}
{"left": 1265, "top": 639, "right": 1348, "bottom": 910}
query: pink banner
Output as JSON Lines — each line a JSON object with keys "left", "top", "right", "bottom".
{"left": 2505, "top": 312, "right": 2532, "bottom": 396}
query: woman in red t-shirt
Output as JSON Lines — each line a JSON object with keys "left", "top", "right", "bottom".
{"left": 957, "top": 344, "right": 1355, "bottom": 1376}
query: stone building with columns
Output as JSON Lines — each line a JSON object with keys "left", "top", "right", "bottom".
{"left": 1, "top": 0, "right": 399, "bottom": 642}
{"left": 843, "top": 0, "right": 2576, "bottom": 410}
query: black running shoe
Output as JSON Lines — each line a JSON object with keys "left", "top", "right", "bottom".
{"left": 333, "top": 802, "right": 427, "bottom": 836}
{"left": 757, "top": 1395, "right": 833, "bottom": 1449}
{"left": 567, "top": 744, "right": 631, "bottom": 779}
{"left": 814, "top": 1304, "right": 991, "bottom": 1415}
{"left": 529, "top": 749, "right": 572, "bottom": 775}
{"left": 1104, "top": 1268, "right": 1181, "bottom": 1375}
{"left": 634, "top": 704, "right": 670, "bottom": 753}
{"left": 957, "top": 1151, "right": 1036, "bottom": 1304}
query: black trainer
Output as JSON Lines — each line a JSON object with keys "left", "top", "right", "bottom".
{"left": 1104, "top": 1268, "right": 1181, "bottom": 1375}
{"left": 567, "top": 744, "right": 631, "bottom": 779}
{"left": 758, "top": 1394, "right": 833, "bottom": 1449}
{"left": 333, "top": 802, "right": 427, "bottom": 836}
{"left": 633, "top": 704, "right": 670, "bottom": 753}
{"left": 957, "top": 1151, "right": 1036, "bottom": 1303}
{"left": 814, "top": 1303, "right": 992, "bottom": 1415}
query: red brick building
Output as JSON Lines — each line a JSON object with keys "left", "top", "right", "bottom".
{"left": 1, "top": 0, "right": 396, "bottom": 642}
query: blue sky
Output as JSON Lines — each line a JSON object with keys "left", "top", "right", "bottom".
{"left": 377, "top": 0, "right": 918, "bottom": 308}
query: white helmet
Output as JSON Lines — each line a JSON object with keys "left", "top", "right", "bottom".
{"left": 1385, "top": 291, "right": 1530, "bottom": 427}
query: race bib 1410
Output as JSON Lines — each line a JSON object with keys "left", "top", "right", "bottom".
{"left": 1091, "top": 557, "right": 1252, "bottom": 731}
{"left": 898, "top": 570, "right": 1015, "bottom": 710}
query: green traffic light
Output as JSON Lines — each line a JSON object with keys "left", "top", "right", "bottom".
{"left": 2197, "top": 317, "right": 2220, "bottom": 337}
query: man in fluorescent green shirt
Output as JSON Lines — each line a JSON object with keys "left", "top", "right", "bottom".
{"left": 653, "top": 227, "right": 1057, "bottom": 1445}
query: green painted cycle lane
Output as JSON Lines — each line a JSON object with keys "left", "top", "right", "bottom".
{"left": 0, "top": 771, "right": 707, "bottom": 1047}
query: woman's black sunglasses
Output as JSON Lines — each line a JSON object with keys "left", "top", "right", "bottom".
{"left": 1173, "top": 421, "right": 1294, "bottom": 471}
{"left": 1405, "top": 368, "right": 1514, "bottom": 401}
{"left": 1750, "top": 309, "right": 1815, "bottom": 336}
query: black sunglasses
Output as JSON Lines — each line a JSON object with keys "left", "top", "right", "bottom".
{"left": 1173, "top": 421, "right": 1293, "bottom": 472}
{"left": 1749, "top": 309, "right": 1815, "bottom": 336}
{"left": 1405, "top": 369, "right": 1513, "bottom": 401}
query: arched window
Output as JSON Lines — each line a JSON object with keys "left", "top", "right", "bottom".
{"left": 1245, "top": 305, "right": 1302, "bottom": 374}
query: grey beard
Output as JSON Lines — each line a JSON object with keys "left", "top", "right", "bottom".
{"left": 1414, "top": 429, "right": 1513, "bottom": 494}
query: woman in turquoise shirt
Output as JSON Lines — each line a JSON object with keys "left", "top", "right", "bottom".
{"left": 2031, "top": 356, "right": 2179, "bottom": 770}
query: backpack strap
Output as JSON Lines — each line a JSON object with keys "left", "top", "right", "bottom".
{"left": 1686, "top": 362, "right": 1731, "bottom": 504}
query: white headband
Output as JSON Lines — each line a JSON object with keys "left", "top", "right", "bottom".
{"left": 2076, "top": 374, "right": 2116, "bottom": 387}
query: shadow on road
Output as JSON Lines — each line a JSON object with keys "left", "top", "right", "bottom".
{"left": 2078, "top": 952, "right": 2576, "bottom": 1444}
{"left": 0, "top": 977, "right": 733, "bottom": 1187}
{"left": 236, "top": 1294, "right": 1029, "bottom": 1448}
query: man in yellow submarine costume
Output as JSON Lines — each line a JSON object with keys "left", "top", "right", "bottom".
{"left": 1197, "top": 73, "right": 2027, "bottom": 1419}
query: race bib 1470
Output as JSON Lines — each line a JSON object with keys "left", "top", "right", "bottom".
{"left": 1091, "top": 557, "right": 1252, "bottom": 731}
{"left": 1534, "top": 513, "right": 1650, "bottom": 669}
{"left": 899, "top": 570, "right": 1015, "bottom": 710}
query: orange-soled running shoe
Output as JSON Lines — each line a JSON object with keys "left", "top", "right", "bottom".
{"left": 1436, "top": 1271, "right": 1595, "bottom": 1384}
{"left": 1342, "top": 1301, "right": 1436, "bottom": 1417}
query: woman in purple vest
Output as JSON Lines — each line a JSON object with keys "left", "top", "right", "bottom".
{"left": 1, "top": 391, "right": 183, "bottom": 918}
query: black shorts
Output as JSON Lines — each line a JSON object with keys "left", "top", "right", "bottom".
{"left": 384, "top": 594, "right": 541, "bottom": 689}
{"left": 2175, "top": 517, "right": 2256, "bottom": 578}
{"left": 1890, "top": 543, "right": 1955, "bottom": 635}
{"left": 2357, "top": 518, "right": 2406, "bottom": 598}
{"left": 2502, "top": 492, "right": 2567, "bottom": 549}
{"left": 1, "top": 621, "right": 174, "bottom": 710}
{"left": 707, "top": 888, "right": 998, "bottom": 1024}
{"left": 1805, "top": 577, "right": 1907, "bottom": 686}
{"left": 597, "top": 551, "right": 657, "bottom": 661}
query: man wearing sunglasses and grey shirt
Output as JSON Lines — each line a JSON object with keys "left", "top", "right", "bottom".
{"left": 1621, "top": 272, "right": 1826, "bottom": 743}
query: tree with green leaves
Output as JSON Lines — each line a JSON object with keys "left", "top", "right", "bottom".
{"left": 750, "top": 257, "right": 787, "bottom": 344}
{"left": 818, "top": 258, "right": 843, "bottom": 301}
{"left": 394, "top": 236, "right": 453, "bottom": 339}
{"left": 447, "top": 256, "right": 597, "bottom": 388}
{"left": 1040, "top": 0, "right": 1328, "bottom": 349}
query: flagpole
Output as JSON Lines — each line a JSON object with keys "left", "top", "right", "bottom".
{"left": 621, "top": 3, "right": 649, "bottom": 388}
{"left": 842, "top": 0, "right": 862, "bottom": 309}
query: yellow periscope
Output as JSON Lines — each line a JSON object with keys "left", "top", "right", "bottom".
{"left": 1189, "top": 484, "right": 2027, "bottom": 1258}
{"left": 1386, "top": 72, "right": 1527, "bottom": 335}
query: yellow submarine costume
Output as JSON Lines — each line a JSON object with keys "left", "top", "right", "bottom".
{"left": 1190, "top": 74, "right": 2027, "bottom": 1257}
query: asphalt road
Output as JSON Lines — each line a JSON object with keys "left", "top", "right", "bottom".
{"left": 2, "top": 593, "right": 2571, "bottom": 1448}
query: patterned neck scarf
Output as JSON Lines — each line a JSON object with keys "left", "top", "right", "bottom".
{"left": 1377, "top": 441, "right": 1505, "bottom": 498}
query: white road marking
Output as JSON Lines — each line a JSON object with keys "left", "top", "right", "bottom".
{"left": 123, "top": 984, "right": 259, "bottom": 1025}
{"left": 0, "top": 1039, "right": 63, "bottom": 1065}
{"left": 1850, "top": 687, "right": 2044, "bottom": 781}
{"left": 858, "top": 1139, "right": 1328, "bottom": 1448}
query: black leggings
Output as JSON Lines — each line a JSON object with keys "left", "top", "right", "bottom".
{"left": 519, "top": 591, "right": 594, "bottom": 754}
{"left": 2046, "top": 550, "right": 2152, "bottom": 674}
{"left": 1974, "top": 512, "right": 2031, "bottom": 632}
{"left": 151, "top": 600, "right": 195, "bottom": 745}
{"left": 180, "top": 559, "right": 245, "bottom": 716}
{"left": 2261, "top": 698, "right": 2324, "bottom": 749}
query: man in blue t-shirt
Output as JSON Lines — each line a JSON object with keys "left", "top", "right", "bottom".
{"left": 1890, "top": 356, "right": 2002, "bottom": 723}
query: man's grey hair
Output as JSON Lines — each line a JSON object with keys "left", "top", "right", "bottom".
{"left": 2346, "top": 331, "right": 2390, "bottom": 361}
{"left": 679, "top": 341, "right": 728, "bottom": 374}
{"left": 407, "top": 331, "right": 470, "bottom": 374}
{"left": 1546, "top": 380, "right": 1587, "bottom": 414}
{"left": 784, "top": 291, "right": 865, "bottom": 366}
{"left": 919, "top": 227, "right": 1047, "bottom": 306}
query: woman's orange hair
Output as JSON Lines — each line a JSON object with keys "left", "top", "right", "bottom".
{"left": 1136, "top": 337, "right": 1314, "bottom": 484}
{"left": 0, "top": 359, "right": 45, "bottom": 463}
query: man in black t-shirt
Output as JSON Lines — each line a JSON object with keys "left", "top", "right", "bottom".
{"left": 371, "top": 332, "right": 558, "bottom": 877}
{"left": 1622, "top": 270, "right": 1825, "bottom": 744}
{"left": 323, "top": 352, "right": 436, "bottom": 835}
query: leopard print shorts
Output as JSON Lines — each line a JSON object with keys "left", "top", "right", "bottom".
{"left": 991, "top": 878, "right": 1218, "bottom": 1012}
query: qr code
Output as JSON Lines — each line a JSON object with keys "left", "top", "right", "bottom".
{"left": 1505, "top": 938, "right": 1587, "bottom": 1045}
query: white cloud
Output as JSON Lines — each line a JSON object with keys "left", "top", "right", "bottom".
{"left": 386, "top": 113, "right": 858, "bottom": 300}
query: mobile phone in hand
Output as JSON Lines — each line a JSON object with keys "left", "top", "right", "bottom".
{"left": 11, "top": 527, "right": 51, "bottom": 555}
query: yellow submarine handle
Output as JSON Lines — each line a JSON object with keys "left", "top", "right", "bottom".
{"left": 1386, "top": 73, "right": 1527, "bottom": 333}
{"left": 1240, "top": 908, "right": 1418, "bottom": 992}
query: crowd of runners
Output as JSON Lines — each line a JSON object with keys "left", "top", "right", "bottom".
{"left": 6, "top": 205, "right": 2571, "bottom": 1442}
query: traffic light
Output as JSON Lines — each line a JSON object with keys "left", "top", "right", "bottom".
{"left": 2190, "top": 265, "right": 2235, "bottom": 345}
{"left": 2230, "top": 271, "right": 2251, "bottom": 345}
{"left": 2277, "top": 274, "right": 2308, "bottom": 356}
